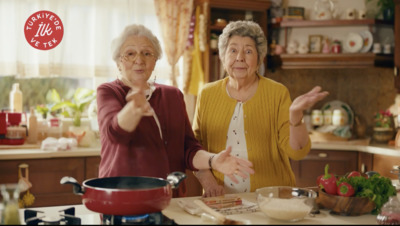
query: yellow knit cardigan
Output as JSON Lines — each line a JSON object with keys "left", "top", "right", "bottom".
{"left": 192, "top": 75, "right": 311, "bottom": 191}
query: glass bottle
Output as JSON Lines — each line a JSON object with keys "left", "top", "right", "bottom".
{"left": 1, "top": 184, "right": 21, "bottom": 225}
{"left": 377, "top": 196, "right": 400, "bottom": 225}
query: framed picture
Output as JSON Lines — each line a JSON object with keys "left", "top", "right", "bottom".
{"left": 309, "top": 35, "right": 323, "bottom": 53}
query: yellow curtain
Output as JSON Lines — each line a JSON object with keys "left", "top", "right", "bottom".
{"left": 187, "top": 6, "right": 204, "bottom": 96}
{"left": 154, "top": 0, "right": 193, "bottom": 87}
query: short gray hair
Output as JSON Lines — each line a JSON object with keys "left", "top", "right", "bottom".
{"left": 111, "top": 24, "right": 162, "bottom": 63}
{"left": 218, "top": 20, "right": 267, "bottom": 66}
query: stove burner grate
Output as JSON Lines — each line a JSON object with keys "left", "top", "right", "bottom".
{"left": 24, "top": 207, "right": 81, "bottom": 225}
{"left": 102, "top": 212, "right": 177, "bottom": 225}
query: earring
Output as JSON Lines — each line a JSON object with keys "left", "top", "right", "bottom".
{"left": 153, "top": 74, "right": 157, "bottom": 84}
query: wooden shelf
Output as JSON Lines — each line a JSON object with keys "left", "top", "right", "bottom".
{"left": 278, "top": 53, "right": 393, "bottom": 69}
{"left": 268, "top": 18, "right": 394, "bottom": 70}
{"left": 278, "top": 19, "right": 393, "bottom": 28}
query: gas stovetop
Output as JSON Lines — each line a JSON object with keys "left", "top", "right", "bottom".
{"left": 20, "top": 204, "right": 176, "bottom": 225}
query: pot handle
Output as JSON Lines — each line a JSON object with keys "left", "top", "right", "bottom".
{"left": 60, "top": 176, "right": 85, "bottom": 195}
{"left": 167, "top": 171, "right": 187, "bottom": 189}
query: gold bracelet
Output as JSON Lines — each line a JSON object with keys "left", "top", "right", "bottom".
{"left": 208, "top": 155, "right": 215, "bottom": 169}
{"left": 289, "top": 118, "right": 303, "bottom": 127}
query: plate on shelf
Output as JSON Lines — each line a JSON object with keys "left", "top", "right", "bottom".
{"left": 343, "top": 32, "right": 363, "bottom": 53}
{"left": 321, "top": 100, "right": 354, "bottom": 126}
{"left": 359, "top": 30, "right": 373, "bottom": 53}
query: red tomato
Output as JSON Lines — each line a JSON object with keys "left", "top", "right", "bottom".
{"left": 347, "top": 171, "right": 361, "bottom": 178}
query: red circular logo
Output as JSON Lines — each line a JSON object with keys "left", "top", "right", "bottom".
{"left": 24, "top": 10, "right": 64, "bottom": 50}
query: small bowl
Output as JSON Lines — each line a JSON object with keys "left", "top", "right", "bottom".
{"left": 215, "top": 18, "right": 227, "bottom": 26}
{"left": 316, "top": 189, "right": 375, "bottom": 216}
{"left": 256, "top": 186, "right": 317, "bottom": 222}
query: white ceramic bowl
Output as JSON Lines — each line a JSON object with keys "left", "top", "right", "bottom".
{"left": 256, "top": 186, "right": 317, "bottom": 222}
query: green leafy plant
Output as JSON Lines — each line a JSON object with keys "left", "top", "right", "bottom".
{"left": 52, "top": 88, "right": 96, "bottom": 127}
{"left": 374, "top": 110, "right": 393, "bottom": 128}
{"left": 366, "top": 0, "right": 395, "bottom": 19}
{"left": 35, "top": 89, "right": 63, "bottom": 119}
{"left": 337, "top": 173, "right": 397, "bottom": 214}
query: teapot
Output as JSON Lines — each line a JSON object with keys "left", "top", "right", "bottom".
{"left": 286, "top": 40, "right": 298, "bottom": 54}
{"left": 314, "top": 0, "right": 335, "bottom": 20}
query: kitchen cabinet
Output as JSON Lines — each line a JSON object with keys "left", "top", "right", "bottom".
{"left": 290, "top": 149, "right": 358, "bottom": 187}
{"left": 269, "top": 19, "right": 394, "bottom": 69}
{"left": 195, "top": 0, "right": 270, "bottom": 82}
{"left": 0, "top": 156, "right": 101, "bottom": 207}
{"left": 393, "top": 0, "right": 400, "bottom": 91}
{"left": 372, "top": 154, "right": 400, "bottom": 180}
{"left": 358, "top": 151, "right": 373, "bottom": 174}
{"left": 85, "top": 156, "right": 100, "bottom": 179}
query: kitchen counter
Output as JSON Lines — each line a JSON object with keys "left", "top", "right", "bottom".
{"left": 0, "top": 143, "right": 100, "bottom": 160}
{"left": 2, "top": 140, "right": 400, "bottom": 160}
{"left": 163, "top": 192, "right": 380, "bottom": 225}
{"left": 18, "top": 192, "right": 387, "bottom": 225}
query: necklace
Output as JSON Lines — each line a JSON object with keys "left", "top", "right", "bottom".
{"left": 226, "top": 76, "right": 259, "bottom": 102}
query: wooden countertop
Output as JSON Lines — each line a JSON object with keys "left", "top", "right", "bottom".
{"left": 20, "top": 191, "right": 393, "bottom": 225}
{"left": 0, "top": 143, "right": 100, "bottom": 160}
{"left": 1, "top": 139, "right": 400, "bottom": 160}
{"left": 163, "top": 192, "right": 383, "bottom": 225}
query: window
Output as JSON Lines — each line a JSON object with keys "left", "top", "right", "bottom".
{"left": 0, "top": 0, "right": 179, "bottom": 112}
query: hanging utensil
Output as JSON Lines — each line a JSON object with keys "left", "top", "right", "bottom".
{"left": 18, "top": 163, "right": 35, "bottom": 208}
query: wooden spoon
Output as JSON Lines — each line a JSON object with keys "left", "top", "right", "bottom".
{"left": 193, "top": 199, "right": 243, "bottom": 225}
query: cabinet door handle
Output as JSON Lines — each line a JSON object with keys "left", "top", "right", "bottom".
{"left": 361, "top": 163, "right": 365, "bottom": 173}
{"left": 318, "top": 153, "right": 327, "bottom": 158}
{"left": 395, "top": 67, "right": 398, "bottom": 76}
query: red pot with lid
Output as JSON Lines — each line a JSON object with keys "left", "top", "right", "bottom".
{"left": 61, "top": 172, "right": 186, "bottom": 216}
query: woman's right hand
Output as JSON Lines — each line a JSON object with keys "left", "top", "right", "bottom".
{"left": 117, "top": 87, "right": 153, "bottom": 132}
{"left": 126, "top": 88, "right": 153, "bottom": 117}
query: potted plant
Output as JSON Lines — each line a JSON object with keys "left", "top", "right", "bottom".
{"left": 373, "top": 109, "right": 394, "bottom": 143}
{"left": 52, "top": 88, "right": 96, "bottom": 127}
{"left": 366, "top": 0, "right": 395, "bottom": 21}
{"left": 52, "top": 88, "right": 96, "bottom": 147}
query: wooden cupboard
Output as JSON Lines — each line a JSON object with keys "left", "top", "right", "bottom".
{"left": 194, "top": 0, "right": 270, "bottom": 82}
{"left": 291, "top": 149, "right": 399, "bottom": 188}
{"left": 393, "top": 0, "right": 400, "bottom": 91}
{"left": 0, "top": 156, "right": 101, "bottom": 207}
{"left": 291, "top": 149, "right": 358, "bottom": 187}
{"left": 372, "top": 154, "right": 400, "bottom": 180}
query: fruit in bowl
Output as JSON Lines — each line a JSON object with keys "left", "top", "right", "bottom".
{"left": 256, "top": 186, "right": 317, "bottom": 222}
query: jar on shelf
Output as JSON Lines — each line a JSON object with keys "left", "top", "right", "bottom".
{"left": 312, "top": 109, "right": 323, "bottom": 126}
{"left": 331, "top": 40, "right": 341, "bottom": 53}
{"left": 323, "top": 110, "right": 332, "bottom": 125}
{"left": 332, "top": 109, "right": 345, "bottom": 126}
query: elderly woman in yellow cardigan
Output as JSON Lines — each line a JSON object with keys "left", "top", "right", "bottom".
{"left": 192, "top": 20, "right": 329, "bottom": 197}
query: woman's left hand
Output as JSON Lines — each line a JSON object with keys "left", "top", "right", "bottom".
{"left": 290, "top": 86, "right": 329, "bottom": 113}
{"left": 213, "top": 146, "right": 254, "bottom": 184}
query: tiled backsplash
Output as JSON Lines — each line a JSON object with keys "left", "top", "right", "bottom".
{"left": 1, "top": 67, "right": 397, "bottom": 138}
{"left": 266, "top": 67, "right": 398, "bottom": 136}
